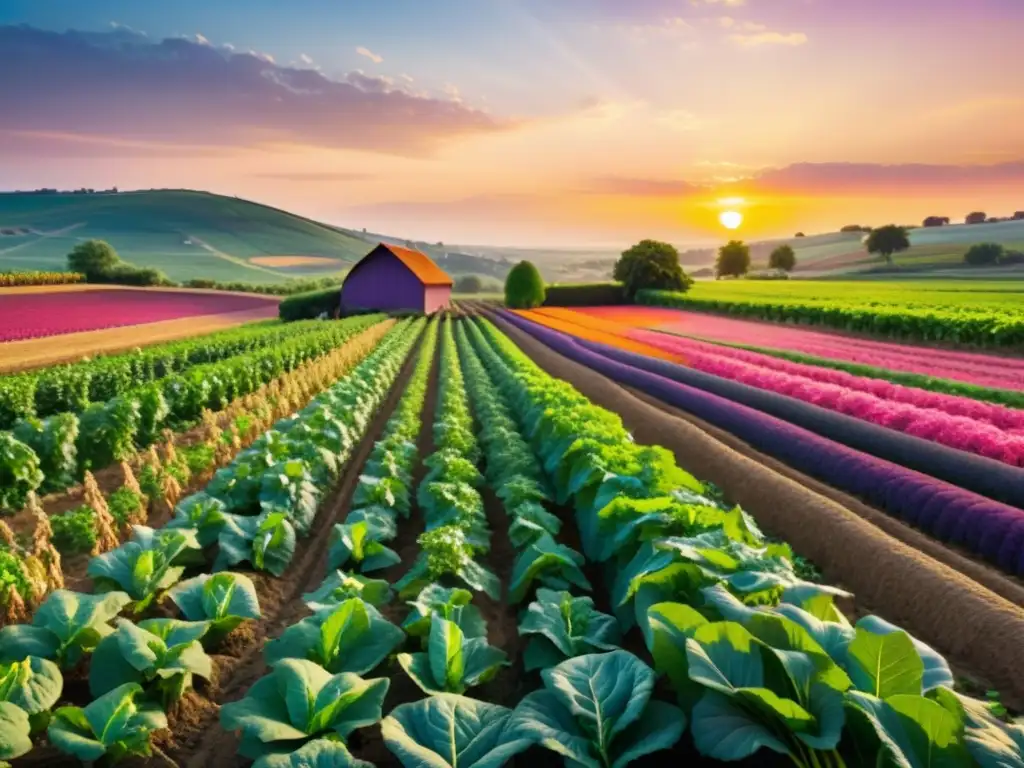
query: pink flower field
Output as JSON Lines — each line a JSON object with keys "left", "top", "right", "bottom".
{"left": 0, "top": 289, "right": 279, "bottom": 342}
{"left": 579, "top": 306, "right": 1024, "bottom": 392}
{"left": 629, "top": 329, "right": 1024, "bottom": 466}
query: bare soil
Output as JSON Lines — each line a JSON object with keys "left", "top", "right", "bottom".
{"left": 488, "top": 310, "right": 1024, "bottom": 709}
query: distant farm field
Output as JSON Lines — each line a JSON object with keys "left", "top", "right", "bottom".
{"left": 0, "top": 286, "right": 279, "bottom": 342}
{"left": 248, "top": 255, "right": 344, "bottom": 268}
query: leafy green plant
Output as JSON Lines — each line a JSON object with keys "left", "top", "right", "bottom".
{"left": 87, "top": 526, "right": 202, "bottom": 611}
{"left": 258, "top": 738, "right": 373, "bottom": 768}
{"left": 396, "top": 526, "right": 500, "bottom": 600}
{"left": 259, "top": 459, "right": 321, "bottom": 536}
{"left": 382, "top": 693, "right": 531, "bottom": 768}
{"left": 50, "top": 506, "right": 97, "bottom": 555}
{"left": 264, "top": 597, "right": 404, "bottom": 675}
{"left": 168, "top": 572, "right": 261, "bottom": 643}
{"left": 508, "top": 534, "right": 591, "bottom": 604}
{"left": 0, "top": 551, "right": 34, "bottom": 605}
{"left": 219, "top": 658, "right": 389, "bottom": 767}
{"left": 519, "top": 589, "right": 620, "bottom": 671}
{"left": 512, "top": 650, "right": 685, "bottom": 767}
{"left": 0, "top": 590, "right": 131, "bottom": 669}
{"left": 401, "top": 584, "right": 486, "bottom": 643}
{"left": 88, "top": 618, "right": 211, "bottom": 705}
{"left": 215, "top": 510, "right": 296, "bottom": 577}
{"left": 107, "top": 486, "right": 146, "bottom": 529}
{"left": 352, "top": 473, "right": 410, "bottom": 517}
{"left": 166, "top": 493, "right": 229, "bottom": 547}
{"left": 327, "top": 519, "right": 400, "bottom": 573}
{"left": 0, "top": 433, "right": 43, "bottom": 514}
{"left": 12, "top": 412, "right": 78, "bottom": 492}
{"left": 0, "top": 701, "right": 32, "bottom": 762}
{"left": 47, "top": 682, "right": 167, "bottom": 763}
{"left": 76, "top": 396, "right": 140, "bottom": 473}
{"left": 303, "top": 570, "right": 392, "bottom": 614}
{"left": 0, "top": 655, "right": 63, "bottom": 727}
{"left": 397, "top": 616, "right": 507, "bottom": 695}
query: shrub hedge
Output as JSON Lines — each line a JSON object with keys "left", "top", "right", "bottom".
{"left": 542, "top": 282, "right": 626, "bottom": 307}
{"left": 278, "top": 287, "right": 340, "bottom": 321}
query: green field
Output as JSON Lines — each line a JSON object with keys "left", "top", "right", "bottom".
{"left": 0, "top": 190, "right": 372, "bottom": 284}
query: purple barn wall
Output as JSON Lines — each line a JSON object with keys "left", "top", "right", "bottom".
{"left": 424, "top": 285, "right": 452, "bottom": 313}
{"left": 340, "top": 251, "right": 426, "bottom": 313}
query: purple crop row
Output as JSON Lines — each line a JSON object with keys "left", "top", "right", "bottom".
{"left": 498, "top": 309, "right": 1024, "bottom": 577}
{"left": 629, "top": 330, "right": 1024, "bottom": 468}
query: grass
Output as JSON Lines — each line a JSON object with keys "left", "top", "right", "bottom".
{"left": 0, "top": 190, "right": 370, "bottom": 284}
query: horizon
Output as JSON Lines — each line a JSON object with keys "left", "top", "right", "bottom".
{"left": 2, "top": 1, "right": 1023, "bottom": 248}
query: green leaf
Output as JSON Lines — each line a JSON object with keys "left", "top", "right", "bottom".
{"left": 508, "top": 534, "right": 591, "bottom": 604}
{"left": 0, "top": 656, "right": 63, "bottom": 715}
{"left": 512, "top": 689, "right": 599, "bottom": 768}
{"left": 847, "top": 627, "right": 924, "bottom": 698}
{"left": 257, "top": 738, "right": 374, "bottom": 768}
{"left": 381, "top": 694, "right": 531, "bottom": 768}
{"left": 519, "top": 589, "right": 620, "bottom": 669}
{"left": 0, "top": 702, "right": 32, "bottom": 761}
{"left": 49, "top": 683, "right": 166, "bottom": 762}
{"left": 690, "top": 690, "right": 790, "bottom": 759}
{"left": 264, "top": 599, "right": 404, "bottom": 675}
{"left": 856, "top": 615, "right": 954, "bottom": 692}
{"left": 398, "top": 616, "right": 507, "bottom": 695}
{"left": 401, "top": 584, "right": 486, "bottom": 641}
{"left": 303, "top": 571, "right": 393, "bottom": 614}
{"left": 610, "top": 700, "right": 687, "bottom": 768}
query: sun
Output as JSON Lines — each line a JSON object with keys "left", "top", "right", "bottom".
{"left": 719, "top": 210, "right": 743, "bottom": 230}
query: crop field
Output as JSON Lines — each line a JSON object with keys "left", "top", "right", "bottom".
{"left": 0, "top": 287, "right": 279, "bottom": 342}
{"left": 0, "top": 302, "right": 1021, "bottom": 767}
{"left": 640, "top": 278, "right": 1024, "bottom": 346}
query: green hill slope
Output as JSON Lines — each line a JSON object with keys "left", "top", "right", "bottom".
{"left": 0, "top": 190, "right": 373, "bottom": 284}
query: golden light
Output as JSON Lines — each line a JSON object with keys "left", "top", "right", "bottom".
{"left": 719, "top": 210, "right": 743, "bottom": 230}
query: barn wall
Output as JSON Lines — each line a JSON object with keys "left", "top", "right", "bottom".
{"left": 423, "top": 285, "right": 452, "bottom": 314}
{"left": 340, "top": 251, "right": 425, "bottom": 313}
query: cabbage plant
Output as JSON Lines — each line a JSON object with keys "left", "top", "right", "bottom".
{"left": 303, "top": 570, "right": 392, "bottom": 614}
{"left": 87, "top": 526, "right": 203, "bottom": 612}
{"left": 259, "top": 738, "right": 373, "bottom": 768}
{"left": 395, "top": 525, "right": 500, "bottom": 601}
{"left": 0, "top": 655, "right": 62, "bottom": 733}
{"left": 519, "top": 589, "right": 620, "bottom": 671}
{"left": 400, "top": 584, "right": 486, "bottom": 644}
{"left": 0, "top": 700, "right": 32, "bottom": 762}
{"left": 508, "top": 534, "right": 591, "bottom": 604}
{"left": 216, "top": 510, "right": 296, "bottom": 577}
{"left": 88, "top": 618, "right": 212, "bottom": 705}
{"left": 382, "top": 693, "right": 531, "bottom": 768}
{"left": 219, "top": 658, "right": 389, "bottom": 767}
{"left": 166, "top": 493, "right": 229, "bottom": 547}
{"left": 512, "top": 650, "right": 685, "bottom": 767}
{"left": 0, "top": 590, "right": 131, "bottom": 669}
{"left": 48, "top": 682, "right": 167, "bottom": 763}
{"left": 263, "top": 598, "right": 404, "bottom": 675}
{"left": 259, "top": 458, "right": 321, "bottom": 536}
{"left": 327, "top": 519, "right": 400, "bottom": 573}
{"left": 168, "top": 571, "right": 262, "bottom": 643}
{"left": 397, "top": 616, "right": 507, "bottom": 695}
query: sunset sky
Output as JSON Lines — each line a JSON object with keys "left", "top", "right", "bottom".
{"left": 2, "top": 0, "right": 1023, "bottom": 248}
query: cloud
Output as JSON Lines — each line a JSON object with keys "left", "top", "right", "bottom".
{"left": 109, "top": 21, "right": 147, "bottom": 37}
{"left": 730, "top": 29, "right": 808, "bottom": 46}
{"left": 746, "top": 161, "right": 1024, "bottom": 194}
{"left": 193, "top": 33, "right": 211, "bottom": 46}
{"left": 583, "top": 177, "right": 703, "bottom": 196}
{"left": 356, "top": 46, "right": 383, "bottom": 64}
{"left": 299, "top": 53, "right": 314, "bottom": 66}
{"left": 0, "top": 25, "right": 502, "bottom": 158}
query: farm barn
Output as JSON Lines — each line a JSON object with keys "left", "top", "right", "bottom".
{"left": 340, "top": 243, "right": 453, "bottom": 314}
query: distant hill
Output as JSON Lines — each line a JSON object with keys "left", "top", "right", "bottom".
{"left": 0, "top": 190, "right": 376, "bottom": 284}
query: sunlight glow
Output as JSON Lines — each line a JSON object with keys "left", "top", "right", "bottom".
{"left": 719, "top": 210, "right": 743, "bottom": 230}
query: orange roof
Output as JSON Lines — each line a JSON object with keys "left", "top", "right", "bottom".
{"left": 375, "top": 243, "right": 453, "bottom": 286}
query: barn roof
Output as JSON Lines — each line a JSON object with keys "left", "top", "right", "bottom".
{"left": 375, "top": 243, "right": 453, "bottom": 286}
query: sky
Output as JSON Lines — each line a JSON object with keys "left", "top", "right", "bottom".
{"left": 1, "top": 0, "right": 1023, "bottom": 248}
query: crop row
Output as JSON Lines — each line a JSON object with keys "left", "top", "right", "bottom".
{"left": 529, "top": 307, "right": 1024, "bottom": 467}
{"left": 0, "top": 316, "right": 377, "bottom": 429}
{"left": 0, "top": 271, "right": 85, "bottom": 287}
{"left": 0, "top": 315, "right": 384, "bottom": 514}
{"left": 212, "top": 315, "right": 1024, "bottom": 767}
{"left": 0, "top": 318, "right": 424, "bottom": 764}
{"left": 467, "top": 315, "right": 1024, "bottom": 766}
{"left": 638, "top": 287, "right": 1024, "bottom": 347}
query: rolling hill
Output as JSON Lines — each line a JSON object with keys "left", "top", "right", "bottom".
{"left": 0, "top": 190, "right": 378, "bottom": 284}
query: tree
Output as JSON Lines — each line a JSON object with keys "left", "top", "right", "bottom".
{"left": 965, "top": 212, "right": 987, "bottom": 225}
{"left": 964, "top": 242, "right": 1004, "bottom": 266}
{"left": 453, "top": 275, "right": 484, "bottom": 293}
{"left": 794, "top": 232, "right": 806, "bottom": 238}
{"left": 864, "top": 225, "right": 910, "bottom": 265}
{"left": 613, "top": 239, "right": 691, "bottom": 299}
{"left": 504, "top": 261, "right": 546, "bottom": 308}
{"left": 67, "top": 240, "right": 120, "bottom": 278}
{"left": 768, "top": 244, "right": 797, "bottom": 272}
{"left": 715, "top": 240, "right": 750, "bottom": 278}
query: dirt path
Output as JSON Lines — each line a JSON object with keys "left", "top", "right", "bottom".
{"left": 168, "top": 335, "right": 424, "bottom": 768}
{"left": 487, "top": 311, "right": 1024, "bottom": 708}
{"left": 187, "top": 236, "right": 284, "bottom": 279}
